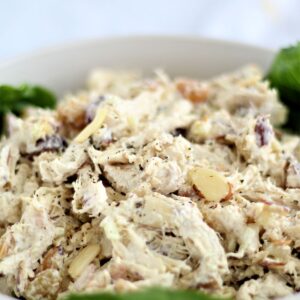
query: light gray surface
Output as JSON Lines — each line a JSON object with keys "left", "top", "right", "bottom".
{"left": 0, "top": 0, "right": 299, "bottom": 60}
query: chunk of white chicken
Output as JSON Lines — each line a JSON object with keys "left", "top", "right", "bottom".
{"left": 236, "top": 273, "right": 293, "bottom": 300}
{"left": 210, "top": 65, "right": 287, "bottom": 126}
{"left": 0, "top": 143, "right": 19, "bottom": 188}
{"left": 100, "top": 192, "right": 228, "bottom": 290}
{"left": 93, "top": 133, "right": 191, "bottom": 195}
{"left": 204, "top": 204, "right": 260, "bottom": 258}
{"left": 38, "top": 143, "right": 88, "bottom": 184}
{"left": 72, "top": 166, "right": 108, "bottom": 217}
{"left": 0, "top": 199, "right": 56, "bottom": 294}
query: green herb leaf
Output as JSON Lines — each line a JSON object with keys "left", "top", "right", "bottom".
{"left": 266, "top": 42, "right": 300, "bottom": 132}
{"left": 0, "top": 84, "right": 56, "bottom": 135}
{"left": 18, "top": 84, "right": 56, "bottom": 109}
{"left": 64, "top": 288, "right": 228, "bottom": 300}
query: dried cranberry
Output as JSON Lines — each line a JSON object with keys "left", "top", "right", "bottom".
{"left": 57, "top": 245, "right": 64, "bottom": 255}
{"left": 35, "top": 135, "right": 67, "bottom": 152}
{"left": 255, "top": 117, "right": 273, "bottom": 147}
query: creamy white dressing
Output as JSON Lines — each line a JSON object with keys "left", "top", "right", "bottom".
{"left": 0, "top": 67, "right": 299, "bottom": 300}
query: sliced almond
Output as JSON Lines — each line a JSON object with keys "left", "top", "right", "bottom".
{"left": 175, "top": 78, "right": 209, "bottom": 103}
{"left": 260, "top": 259, "right": 285, "bottom": 268}
{"left": 74, "top": 108, "right": 107, "bottom": 143}
{"left": 0, "top": 243, "right": 8, "bottom": 259}
{"left": 270, "top": 239, "right": 292, "bottom": 246}
{"left": 68, "top": 244, "right": 100, "bottom": 279}
{"left": 189, "top": 167, "right": 232, "bottom": 202}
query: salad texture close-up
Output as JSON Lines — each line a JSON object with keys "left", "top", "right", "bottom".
{"left": 0, "top": 42, "right": 300, "bottom": 300}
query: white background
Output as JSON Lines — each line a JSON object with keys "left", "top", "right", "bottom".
{"left": 0, "top": 0, "right": 299, "bottom": 60}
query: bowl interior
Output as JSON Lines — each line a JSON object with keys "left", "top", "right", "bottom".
{"left": 0, "top": 36, "right": 274, "bottom": 97}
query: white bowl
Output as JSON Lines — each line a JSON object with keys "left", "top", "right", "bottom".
{"left": 0, "top": 36, "right": 298, "bottom": 300}
{"left": 0, "top": 36, "right": 275, "bottom": 96}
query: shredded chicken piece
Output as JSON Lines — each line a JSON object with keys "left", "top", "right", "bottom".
{"left": 236, "top": 273, "right": 293, "bottom": 300}
{"left": 0, "top": 67, "right": 299, "bottom": 300}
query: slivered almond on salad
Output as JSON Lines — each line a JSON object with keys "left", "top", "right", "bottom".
{"left": 1, "top": 44, "right": 300, "bottom": 300}
{"left": 189, "top": 167, "right": 232, "bottom": 202}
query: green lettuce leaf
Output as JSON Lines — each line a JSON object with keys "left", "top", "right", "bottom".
{"left": 64, "top": 288, "right": 228, "bottom": 300}
{"left": 266, "top": 42, "right": 300, "bottom": 132}
{"left": 0, "top": 84, "right": 56, "bottom": 134}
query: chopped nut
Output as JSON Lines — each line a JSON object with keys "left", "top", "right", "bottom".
{"left": 189, "top": 167, "right": 232, "bottom": 202}
{"left": 74, "top": 108, "right": 107, "bottom": 143}
{"left": 0, "top": 243, "right": 8, "bottom": 259}
{"left": 41, "top": 247, "right": 58, "bottom": 271}
{"left": 189, "top": 120, "right": 211, "bottom": 142}
{"left": 57, "top": 95, "right": 88, "bottom": 130}
{"left": 175, "top": 78, "right": 209, "bottom": 103}
{"left": 68, "top": 244, "right": 100, "bottom": 279}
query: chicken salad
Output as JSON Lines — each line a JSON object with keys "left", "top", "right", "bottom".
{"left": 0, "top": 65, "right": 300, "bottom": 300}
